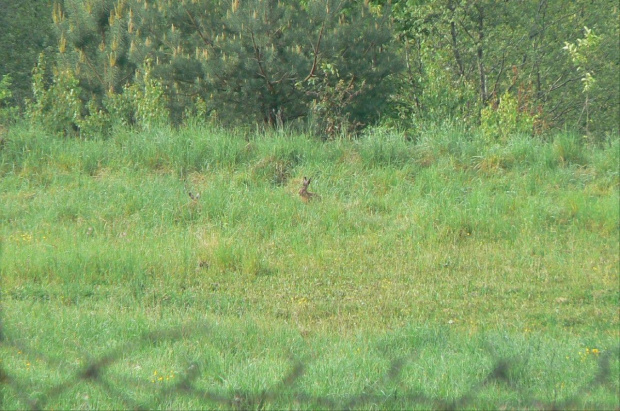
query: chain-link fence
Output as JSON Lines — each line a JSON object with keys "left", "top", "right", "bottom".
{"left": 1, "top": 320, "right": 618, "bottom": 409}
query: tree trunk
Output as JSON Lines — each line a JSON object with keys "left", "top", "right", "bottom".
{"left": 448, "top": 1, "right": 465, "bottom": 77}
{"left": 475, "top": 4, "right": 487, "bottom": 105}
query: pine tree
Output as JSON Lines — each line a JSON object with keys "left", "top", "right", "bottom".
{"left": 128, "top": 0, "right": 401, "bottom": 133}
{"left": 53, "top": 0, "right": 135, "bottom": 101}
{"left": 44, "top": 0, "right": 400, "bottom": 135}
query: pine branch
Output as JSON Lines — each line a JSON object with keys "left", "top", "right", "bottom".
{"left": 303, "top": 21, "right": 325, "bottom": 82}
{"left": 185, "top": 9, "right": 215, "bottom": 50}
{"left": 250, "top": 31, "right": 275, "bottom": 93}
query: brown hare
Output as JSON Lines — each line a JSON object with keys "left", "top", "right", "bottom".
{"left": 299, "top": 177, "right": 319, "bottom": 202}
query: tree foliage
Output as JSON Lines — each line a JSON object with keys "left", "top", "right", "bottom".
{"left": 4, "top": 0, "right": 618, "bottom": 138}
{"left": 38, "top": 0, "right": 400, "bottom": 136}
{"left": 52, "top": 0, "right": 136, "bottom": 98}
{"left": 389, "top": 0, "right": 619, "bottom": 137}
{"left": 0, "top": 0, "right": 55, "bottom": 107}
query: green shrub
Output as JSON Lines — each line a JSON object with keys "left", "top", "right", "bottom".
{"left": 480, "top": 92, "right": 536, "bottom": 142}
{"left": 27, "top": 53, "right": 82, "bottom": 137}
{"left": 0, "top": 74, "right": 19, "bottom": 126}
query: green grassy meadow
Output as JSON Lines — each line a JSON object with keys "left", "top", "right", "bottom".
{"left": 1, "top": 123, "right": 618, "bottom": 409}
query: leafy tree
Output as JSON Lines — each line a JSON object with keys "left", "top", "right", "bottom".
{"left": 28, "top": 53, "right": 83, "bottom": 136}
{"left": 389, "top": 0, "right": 619, "bottom": 137}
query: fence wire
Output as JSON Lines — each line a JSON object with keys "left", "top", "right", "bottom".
{"left": 1, "top": 320, "right": 618, "bottom": 410}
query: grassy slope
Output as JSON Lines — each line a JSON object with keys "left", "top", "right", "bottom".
{"left": 1, "top": 124, "right": 618, "bottom": 409}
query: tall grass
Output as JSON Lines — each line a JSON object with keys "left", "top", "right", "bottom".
{"left": 1, "top": 122, "right": 618, "bottom": 408}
